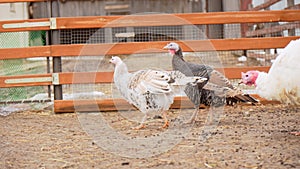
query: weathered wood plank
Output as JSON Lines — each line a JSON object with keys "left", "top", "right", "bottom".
{"left": 1, "top": 37, "right": 298, "bottom": 59}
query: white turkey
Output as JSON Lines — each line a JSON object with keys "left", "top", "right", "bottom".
{"left": 240, "top": 38, "right": 300, "bottom": 136}
{"left": 163, "top": 42, "right": 258, "bottom": 123}
{"left": 109, "top": 56, "right": 207, "bottom": 129}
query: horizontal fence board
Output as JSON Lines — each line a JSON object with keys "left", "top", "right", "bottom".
{"left": 0, "top": 67, "right": 270, "bottom": 87}
{"left": 0, "top": 18, "right": 49, "bottom": 32}
{"left": 30, "top": 10, "right": 300, "bottom": 29}
{"left": 1, "top": 10, "right": 300, "bottom": 32}
{"left": 58, "top": 72, "right": 114, "bottom": 84}
{"left": 1, "top": 37, "right": 299, "bottom": 59}
{"left": 0, "top": 73, "right": 52, "bottom": 87}
{"left": 54, "top": 96, "right": 280, "bottom": 113}
{"left": 57, "top": 67, "right": 270, "bottom": 84}
{"left": 0, "top": 46, "right": 50, "bottom": 59}
{"left": 54, "top": 97, "right": 206, "bottom": 113}
{"left": 0, "top": 0, "right": 45, "bottom": 3}
{"left": 218, "top": 67, "right": 270, "bottom": 79}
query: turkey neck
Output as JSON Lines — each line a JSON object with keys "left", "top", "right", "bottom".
{"left": 172, "top": 48, "right": 185, "bottom": 71}
{"left": 113, "top": 61, "right": 131, "bottom": 100}
{"left": 171, "top": 48, "right": 193, "bottom": 76}
{"left": 114, "top": 61, "right": 131, "bottom": 88}
{"left": 115, "top": 62, "right": 129, "bottom": 76}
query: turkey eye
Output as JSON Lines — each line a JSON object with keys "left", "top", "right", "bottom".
{"left": 245, "top": 75, "right": 248, "bottom": 77}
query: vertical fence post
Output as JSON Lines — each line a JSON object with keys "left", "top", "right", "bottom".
{"left": 46, "top": 1, "right": 52, "bottom": 99}
{"left": 50, "top": 0, "right": 63, "bottom": 100}
{"left": 287, "top": 0, "right": 296, "bottom": 36}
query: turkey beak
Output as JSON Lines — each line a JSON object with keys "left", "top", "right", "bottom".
{"left": 163, "top": 45, "right": 169, "bottom": 50}
{"left": 238, "top": 80, "right": 243, "bottom": 85}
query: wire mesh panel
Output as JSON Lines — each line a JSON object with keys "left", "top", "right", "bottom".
{"left": 57, "top": 18, "right": 300, "bottom": 102}
{"left": 0, "top": 31, "right": 50, "bottom": 115}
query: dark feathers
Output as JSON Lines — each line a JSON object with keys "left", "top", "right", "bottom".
{"left": 166, "top": 42, "right": 257, "bottom": 108}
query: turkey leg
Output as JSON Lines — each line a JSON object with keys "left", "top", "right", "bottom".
{"left": 185, "top": 108, "right": 199, "bottom": 124}
{"left": 132, "top": 114, "right": 147, "bottom": 130}
{"left": 161, "top": 111, "right": 169, "bottom": 128}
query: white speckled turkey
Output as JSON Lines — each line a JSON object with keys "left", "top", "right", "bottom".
{"left": 110, "top": 56, "right": 207, "bottom": 129}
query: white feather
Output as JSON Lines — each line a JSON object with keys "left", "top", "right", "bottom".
{"left": 111, "top": 56, "right": 207, "bottom": 114}
{"left": 255, "top": 39, "right": 300, "bottom": 105}
{"left": 238, "top": 56, "right": 247, "bottom": 62}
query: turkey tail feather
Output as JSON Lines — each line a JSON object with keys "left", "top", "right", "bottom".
{"left": 232, "top": 94, "right": 258, "bottom": 103}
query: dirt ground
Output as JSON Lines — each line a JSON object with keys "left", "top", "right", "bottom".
{"left": 0, "top": 104, "right": 299, "bottom": 169}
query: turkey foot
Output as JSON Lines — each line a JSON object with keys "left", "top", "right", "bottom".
{"left": 162, "top": 121, "right": 169, "bottom": 128}
{"left": 131, "top": 124, "right": 146, "bottom": 130}
{"left": 290, "top": 132, "right": 300, "bottom": 136}
{"left": 161, "top": 111, "right": 169, "bottom": 128}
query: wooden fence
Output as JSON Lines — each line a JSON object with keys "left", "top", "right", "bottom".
{"left": 1, "top": 0, "right": 299, "bottom": 112}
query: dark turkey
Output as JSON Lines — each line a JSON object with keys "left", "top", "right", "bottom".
{"left": 163, "top": 42, "right": 258, "bottom": 123}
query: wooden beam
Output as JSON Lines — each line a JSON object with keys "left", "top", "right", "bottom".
{"left": 0, "top": 18, "right": 49, "bottom": 32}
{"left": 41, "top": 36, "right": 300, "bottom": 55}
{"left": 249, "top": 0, "right": 281, "bottom": 11}
{"left": 0, "top": 66, "right": 270, "bottom": 87}
{"left": 54, "top": 95, "right": 280, "bottom": 113}
{"left": 0, "top": 0, "right": 45, "bottom": 3}
{"left": 58, "top": 72, "right": 114, "bottom": 84}
{"left": 1, "top": 37, "right": 299, "bottom": 59}
{"left": 1, "top": 10, "right": 300, "bottom": 32}
{"left": 179, "top": 37, "right": 300, "bottom": 52}
{"left": 54, "top": 97, "right": 199, "bottom": 113}
{"left": 0, "top": 73, "right": 52, "bottom": 88}
{"left": 57, "top": 67, "right": 270, "bottom": 85}
{"left": 219, "top": 67, "right": 270, "bottom": 79}
{"left": 0, "top": 46, "right": 50, "bottom": 59}
{"left": 54, "top": 10, "right": 300, "bottom": 28}
{"left": 246, "top": 22, "right": 300, "bottom": 37}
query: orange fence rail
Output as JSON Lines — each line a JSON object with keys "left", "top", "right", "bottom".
{"left": 1, "top": 37, "right": 299, "bottom": 60}
{"left": 0, "top": 0, "right": 46, "bottom": 3}
{"left": 0, "top": 67, "right": 271, "bottom": 88}
{"left": 1, "top": 10, "right": 300, "bottom": 32}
